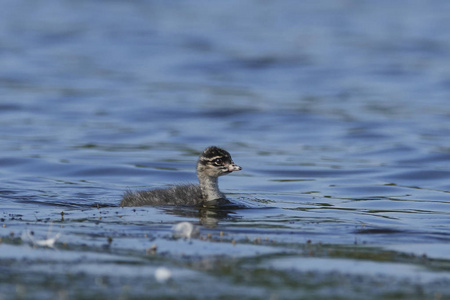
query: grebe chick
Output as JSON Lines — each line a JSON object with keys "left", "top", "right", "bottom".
{"left": 120, "top": 146, "right": 242, "bottom": 207}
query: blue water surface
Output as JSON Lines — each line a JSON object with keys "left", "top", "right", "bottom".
{"left": 1, "top": 1, "right": 450, "bottom": 299}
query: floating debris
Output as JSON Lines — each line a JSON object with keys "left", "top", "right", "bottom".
{"left": 24, "top": 230, "right": 61, "bottom": 248}
{"left": 146, "top": 244, "right": 157, "bottom": 255}
{"left": 172, "top": 222, "right": 199, "bottom": 239}
{"left": 22, "top": 223, "right": 61, "bottom": 248}
{"left": 154, "top": 267, "right": 171, "bottom": 283}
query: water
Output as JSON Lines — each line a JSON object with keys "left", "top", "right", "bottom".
{"left": 1, "top": 0, "right": 450, "bottom": 299}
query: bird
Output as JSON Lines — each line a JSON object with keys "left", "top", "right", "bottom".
{"left": 120, "top": 146, "right": 242, "bottom": 207}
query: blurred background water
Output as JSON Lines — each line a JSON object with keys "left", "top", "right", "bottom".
{"left": 2, "top": 0, "right": 450, "bottom": 299}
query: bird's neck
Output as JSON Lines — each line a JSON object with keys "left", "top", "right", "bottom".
{"left": 197, "top": 173, "right": 223, "bottom": 201}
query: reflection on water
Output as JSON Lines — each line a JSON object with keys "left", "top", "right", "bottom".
{"left": 162, "top": 206, "right": 240, "bottom": 228}
{"left": 1, "top": 0, "right": 450, "bottom": 299}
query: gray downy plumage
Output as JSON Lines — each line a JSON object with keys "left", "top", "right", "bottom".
{"left": 120, "top": 146, "right": 241, "bottom": 207}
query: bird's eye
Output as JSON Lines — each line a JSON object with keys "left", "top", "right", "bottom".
{"left": 213, "top": 158, "right": 223, "bottom": 165}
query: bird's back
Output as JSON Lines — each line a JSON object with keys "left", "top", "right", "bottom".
{"left": 120, "top": 184, "right": 203, "bottom": 206}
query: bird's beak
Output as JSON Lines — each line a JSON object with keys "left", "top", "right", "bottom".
{"left": 227, "top": 163, "right": 242, "bottom": 172}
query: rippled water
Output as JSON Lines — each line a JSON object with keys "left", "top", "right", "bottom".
{"left": 2, "top": 1, "right": 450, "bottom": 299}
